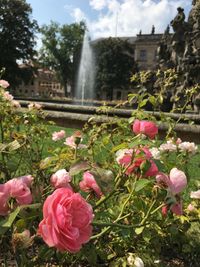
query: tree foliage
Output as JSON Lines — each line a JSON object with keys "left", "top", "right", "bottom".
{"left": 93, "top": 37, "right": 138, "bottom": 100}
{"left": 0, "top": 0, "right": 38, "bottom": 88}
{"left": 39, "top": 21, "right": 86, "bottom": 96}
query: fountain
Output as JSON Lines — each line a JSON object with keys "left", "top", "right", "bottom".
{"left": 75, "top": 31, "right": 96, "bottom": 105}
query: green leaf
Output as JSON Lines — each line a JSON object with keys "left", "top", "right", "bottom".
{"left": 135, "top": 226, "right": 144, "bottom": 235}
{"left": 135, "top": 179, "right": 151, "bottom": 192}
{"left": 111, "top": 143, "right": 127, "bottom": 153}
{"left": 0, "top": 140, "right": 21, "bottom": 153}
{"left": 39, "top": 156, "right": 56, "bottom": 170}
{"left": 7, "top": 140, "right": 21, "bottom": 151}
{"left": 0, "top": 206, "right": 21, "bottom": 234}
{"left": 69, "top": 160, "right": 90, "bottom": 176}
{"left": 139, "top": 99, "right": 148, "bottom": 108}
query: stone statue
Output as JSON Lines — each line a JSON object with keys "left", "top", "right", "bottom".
{"left": 164, "top": 25, "right": 170, "bottom": 35}
{"left": 156, "top": 2, "right": 200, "bottom": 113}
{"left": 170, "top": 7, "right": 185, "bottom": 32}
{"left": 151, "top": 25, "right": 155, "bottom": 34}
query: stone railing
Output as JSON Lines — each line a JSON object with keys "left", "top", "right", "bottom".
{"left": 19, "top": 100, "right": 200, "bottom": 143}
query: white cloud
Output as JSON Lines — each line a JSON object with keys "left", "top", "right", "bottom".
{"left": 67, "top": 0, "right": 191, "bottom": 39}
{"left": 71, "top": 8, "right": 86, "bottom": 22}
{"left": 89, "top": 0, "right": 108, "bottom": 10}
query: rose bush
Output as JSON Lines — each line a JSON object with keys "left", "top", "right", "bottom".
{"left": 0, "top": 79, "right": 200, "bottom": 266}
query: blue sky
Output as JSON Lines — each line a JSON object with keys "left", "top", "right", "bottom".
{"left": 26, "top": 0, "right": 192, "bottom": 39}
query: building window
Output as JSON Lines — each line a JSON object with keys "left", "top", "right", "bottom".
{"left": 139, "top": 50, "right": 147, "bottom": 61}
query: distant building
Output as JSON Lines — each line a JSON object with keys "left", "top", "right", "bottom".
{"left": 16, "top": 65, "right": 65, "bottom": 98}
{"left": 109, "top": 33, "right": 163, "bottom": 100}
{"left": 134, "top": 33, "right": 163, "bottom": 70}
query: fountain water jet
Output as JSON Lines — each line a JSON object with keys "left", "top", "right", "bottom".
{"left": 75, "top": 31, "right": 96, "bottom": 105}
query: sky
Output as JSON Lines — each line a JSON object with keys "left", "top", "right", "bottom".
{"left": 26, "top": 0, "right": 192, "bottom": 40}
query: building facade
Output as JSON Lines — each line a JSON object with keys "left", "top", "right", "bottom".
{"left": 134, "top": 33, "right": 163, "bottom": 70}
{"left": 16, "top": 66, "right": 65, "bottom": 99}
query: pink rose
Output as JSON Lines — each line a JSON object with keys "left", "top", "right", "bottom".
{"left": 169, "top": 168, "right": 187, "bottom": 195}
{"left": 161, "top": 201, "right": 183, "bottom": 216}
{"left": 132, "top": 120, "right": 158, "bottom": 139}
{"left": 0, "top": 184, "right": 10, "bottom": 216}
{"left": 159, "top": 140, "right": 177, "bottom": 152}
{"left": 38, "top": 188, "right": 93, "bottom": 252}
{"left": 161, "top": 205, "right": 168, "bottom": 217}
{"left": 190, "top": 189, "right": 200, "bottom": 199}
{"left": 156, "top": 168, "right": 187, "bottom": 195}
{"left": 187, "top": 203, "right": 195, "bottom": 212}
{"left": 79, "top": 171, "right": 103, "bottom": 198}
{"left": 0, "top": 79, "right": 9, "bottom": 88}
{"left": 170, "top": 201, "right": 183, "bottom": 216}
{"left": 116, "top": 149, "right": 133, "bottom": 165}
{"left": 6, "top": 178, "right": 32, "bottom": 205}
{"left": 117, "top": 147, "right": 158, "bottom": 177}
{"left": 3, "top": 91, "right": 13, "bottom": 101}
{"left": 12, "top": 100, "right": 21, "bottom": 108}
{"left": 50, "top": 169, "right": 72, "bottom": 189}
{"left": 178, "top": 141, "right": 198, "bottom": 154}
{"left": 28, "top": 102, "right": 42, "bottom": 110}
{"left": 64, "top": 135, "right": 87, "bottom": 149}
{"left": 52, "top": 130, "right": 66, "bottom": 141}
{"left": 20, "top": 175, "right": 34, "bottom": 187}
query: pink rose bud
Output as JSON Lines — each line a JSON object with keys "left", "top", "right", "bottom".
{"left": 132, "top": 119, "right": 158, "bottom": 139}
{"left": 12, "top": 229, "right": 34, "bottom": 251}
{"left": 190, "top": 189, "right": 200, "bottom": 199}
{"left": 171, "top": 201, "right": 183, "bottom": 216}
{"left": 162, "top": 205, "right": 168, "bottom": 217}
{"left": 50, "top": 169, "right": 72, "bottom": 189}
{"left": 0, "top": 79, "right": 9, "bottom": 88}
{"left": 38, "top": 188, "right": 94, "bottom": 252}
{"left": 52, "top": 130, "right": 66, "bottom": 141}
{"left": 0, "top": 184, "right": 10, "bottom": 216}
{"left": 79, "top": 171, "right": 103, "bottom": 199}
{"left": 176, "top": 138, "right": 182, "bottom": 145}
{"left": 169, "top": 168, "right": 187, "bottom": 195}
{"left": 187, "top": 203, "right": 195, "bottom": 212}
{"left": 156, "top": 172, "right": 171, "bottom": 189}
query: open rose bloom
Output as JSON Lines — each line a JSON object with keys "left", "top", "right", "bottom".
{"left": 52, "top": 130, "right": 66, "bottom": 141}
{"left": 0, "top": 79, "right": 9, "bottom": 88}
{"left": 0, "top": 175, "right": 33, "bottom": 216}
{"left": 64, "top": 131, "right": 87, "bottom": 149}
{"left": 38, "top": 188, "right": 94, "bottom": 252}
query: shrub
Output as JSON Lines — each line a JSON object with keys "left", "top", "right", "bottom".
{"left": 0, "top": 79, "right": 200, "bottom": 266}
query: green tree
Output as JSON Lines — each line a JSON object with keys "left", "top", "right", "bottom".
{"left": 94, "top": 37, "right": 137, "bottom": 100}
{"left": 0, "top": 0, "right": 38, "bottom": 89}
{"left": 39, "top": 21, "right": 86, "bottom": 96}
